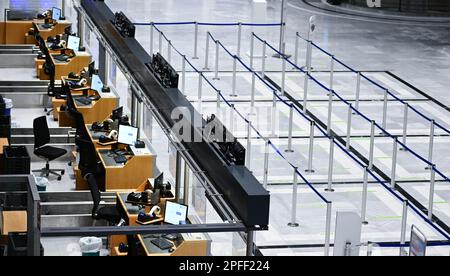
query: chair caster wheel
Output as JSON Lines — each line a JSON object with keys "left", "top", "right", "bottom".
{"left": 46, "top": 174, "right": 50, "bottom": 177}
{"left": 57, "top": 176, "right": 62, "bottom": 181}
{"left": 61, "top": 170, "right": 65, "bottom": 175}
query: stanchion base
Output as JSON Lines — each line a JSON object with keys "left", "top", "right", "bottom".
{"left": 229, "top": 94, "right": 239, "bottom": 98}
{"left": 305, "top": 169, "right": 315, "bottom": 173}
{"left": 325, "top": 188, "right": 335, "bottom": 193}
{"left": 192, "top": 57, "right": 199, "bottom": 60}
{"left": 213, "top": 78, "right": 221, "bottom": 80}
{"left": 362, "top": 221, "right": 369, "bottom": 226}
{"left": 272, "top": 53, "right": 292, "bottom": 59}
{"left": 285, "top": 149, "right": 295, "bottom": 153}
{"left": 425, "top": 166, "right": 432, "bottom": 170}
{"left": 288, "top": 222, "right": 300, "bottom": 228}
{"left": 399, "top": 148, "right": 406, "bottom": 152}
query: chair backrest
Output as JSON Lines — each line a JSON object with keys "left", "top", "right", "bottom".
{"left": 71, "top": 109, "right": 89, "bottom": 140}
{"left": 33, "top": 116, "right": 50, "bottom": 149}
{"left": 85, "top": 173, "right": 100, "bottom": 218}
{"left": 77, "top": 138, "right": 98, "bottom": 172}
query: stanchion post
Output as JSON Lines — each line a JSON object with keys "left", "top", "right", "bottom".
{"left": 400, "top": 103, "right": 409, "bottom": 151}
{"left": 327, "top": 90, "right": 333, "bottom": 134}
{"left": 193, "top": 22, "right": 199, "bottom": 59}
{"left": 329, "top": 55, "right": 335, "bottom": 91}
{"left": 167, "top": 40, "right": 172, "bottom": 63}
{"left": 203, "top": 32, "right": 210, "bottom": 70}
{"left": 306, "top": 121, "right": 315, "bottom": 173}
{"left": 158, "top": 31, "right": 163, "bottom": 54}
{"left": 261, "top": 42, "right": 267, "bottom": 77}
{"left": 216, "top": 90, "right": 221, "bottom": 110}
{"left": 246, "top": 119, "right": 253, "bottom": 170}
{"left": 354, "top": 72, "right": 361, "bottom": 113}
{"left": 305, "top": 40, "right": 312, "bottom": 72}
{"left": 271, "top": 93, "right": 277, "bottom": 137}
{"left": 303, "top": 71, "right": 309, "bottom": 112}
{"left": 237, "top": 22, "right": 242, "bottom": 58}
{"left": 231, "top": 56, "right": 238, "bottom": 97}
{"left": 181, "top": 55, "right": 186, "bottom": 95}
{"left": 286, "top": 104, "right": 294, "bottom": 153}
{"left": 382, "top": 89, "right": 388, "bottom": 131}
{"left": 369, "top": 120, "right": 376, "bottom": 170}
{"left": 428, "top": 164, "right": 436, "bottom": 221}
{"left": 325, "top": 137, "right": 335, "bottom": 192}
{"left": 213, "top": 40, "right": 220, "bottom": 80}
{"left": 426, "top": 120, "right": 435, "bottom": 170}
{"left": 361, "top": 167, "right": 369, "bottom": 225}
{"left": 230, "top": 104, "right": 235, "bottom": 133}
{"left": 294, "top": 32, "right": 299, "bottom": 68}
{"left": 346, "top": 104, "right": 353, "bottom": 150}
{"left": 281, "top": 57, "right": 286, "bottom": 96}
{"left": 250, "top": 73, "right": 256, "bottom": 112}
{"left": 263, "top": 140, "right": 270, "bottom": 189}
{"left": 150, "top": 23, "right": 154, "bottom": 55}
{"left": 400, "top": 200, "right": 408, "bottom": 257}
{"left": 324, "top": 202, "right": 333, "bottom": 257}
{"left": 250, "top": 33, "right": 255, "bottom": 70}
{"left": 198, "top": 72, "right": 203, "bottom": 101}
{"left": 288, "top": 167, "right": 300, "bottom": 227}
{"left": 391, "top": 138, "right": 398, "bottom": 189}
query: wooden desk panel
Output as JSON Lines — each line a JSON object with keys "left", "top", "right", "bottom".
{"left": 75, "top": 92, "right": 118, "bottom": 124}
{"left": 51, "top": 53, "right": 92, "bottom": 80}
{"left": 1, "top": 211, "right": 27, "bottom": 235}
{"left": 35, "top": 21, "right": 71, "bottom": 41}
{"left": 0, "top": 22, "right": 5, "bottom": 44}
{"left": 5, "top": 21, "right": 32, "bottom": 44}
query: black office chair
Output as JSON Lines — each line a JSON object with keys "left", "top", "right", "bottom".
{"left": 32, "top": 116, "right": 67, "bottom": 181}
{"left": 78, "top": 138, "right": 121, "bottom": 224}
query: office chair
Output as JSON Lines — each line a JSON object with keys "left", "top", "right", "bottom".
{"left": 32, "top": 116, "right": 67, "bottom": 181}
{"left": 78, "top": 138, "right": 121, "bottom": 224}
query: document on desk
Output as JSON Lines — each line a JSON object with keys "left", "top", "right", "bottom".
{"left": 130, "top": 146, "right": 152, "bottom": 156}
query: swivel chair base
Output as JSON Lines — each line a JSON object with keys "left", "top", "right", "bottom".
{"left": 33, "top": 162, "right": 65, "bottom": 181}
{"left": 44, "top": 107, "right": 54, "bottom": 116}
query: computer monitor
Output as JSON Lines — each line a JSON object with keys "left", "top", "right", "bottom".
{"left": 88, "top": 61, "right": 96, "bottom": 77}
{"left": 67, "top": 35, "right": 80, "bottom": 51}
{"left": 111, "top": 106, "right": 123, "bottom": 121}
{"left": 91, "top": 74, "right": 103, "bottom": 92}
{"left": 118, "top": 125, "right": 138, "bottom": 146}
{"left": 154, "top": 172, "right": 163, "bottom": 189}
{"left": 164, "top": 201, "right": 188, "bottom": 225}
{"left": 52, "top": 7, "right": 61, "bottom": 21}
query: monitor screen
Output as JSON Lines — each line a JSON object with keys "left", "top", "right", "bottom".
{"left": 67, "top": 35, "right": 80, "bottom": 51}
{"left": 52, "top": 7, "right": 61, "bottom": 21}
{"left": 118, "top": 125, "right": 138, "bottom": 146}
{"left": 112, "top": 106, "right": 123, "bottom": 121}
{"left": 91, "top": 74, "right": 103, "bottom": 92}
{"left": 88, "top": 61, "right": 96, "bottom": 77}
{"left": 164, "top": 201, "right": 188, "bottom": 225}
{"left": 154, "top": 172, "right": 163, "bottom": 190}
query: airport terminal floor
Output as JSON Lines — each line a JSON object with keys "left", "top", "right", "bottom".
{"left": 0, "top": 0, "right": 449, "bottom": 259}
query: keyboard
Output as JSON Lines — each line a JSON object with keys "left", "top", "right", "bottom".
{"left": 114, "top": 154, "right": 127, "bottom": 164}
{"left": 42, "top": 24, "right": 53, "bottom": 29}
{"left": 151, "top": 238, "right": 173, "bottom": 250}
{"left": 54, "top": 55, "right": 69, "bottom": 62}
{"left": 75, "top": 97, "right": 92, "bottom": 106}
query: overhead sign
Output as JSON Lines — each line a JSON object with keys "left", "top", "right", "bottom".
{"left": 409, "top": 225, "right": 427, "bottom": 257}
{"left": 333, "top": 212, "right": 362, "bottom": 256}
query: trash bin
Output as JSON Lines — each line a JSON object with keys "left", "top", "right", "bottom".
{"left": 3, "top": 146, "right": 30, "bottom": 175}
{"left": 3, "top": 99, "right": 12, "bottom": 117}
{"left": 79, "top": 237, "right": 102, "bottom": 257}
{"left": 35, "top": 177, "right": 49, "bottom": 192}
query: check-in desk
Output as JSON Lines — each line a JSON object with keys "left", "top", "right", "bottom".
{"left": 110, "top": 181, "right": 210, "bottom": 257}
{"left": 75, "top": 145, "right": 157, "bottom": 191}
{"left": 47, "top": 52, "right": 92, "bottom": 80}
{"left": 55, "top": 89, "right": 118, "bottom": 126}
{"left": 0, "top": 20, "right": 71, "bottom": 44}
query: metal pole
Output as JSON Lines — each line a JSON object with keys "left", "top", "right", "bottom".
{"left": 181, "top": 55, "right": 186, "bottom": 95}
{"left": 183, "top": 162, "right": 190, "bottom": 205}
{"left": 400, "top": 200, "right": 408, "bottom": 257}
{"left": 230, "top": 104, "right": 235, "bottom": 134}
{"left": 214, "top": 41, "right": 220, "bottom": 80}
{"left": 326, "top": 138, "right": 335, "bottom": 192}
{"left": 306, "top": 41, "right": 313, "bottom": 72}
{"left": 193, "top": 22, "right": 199, "bottom": 59}
{"left": 167, "top": 40, "right": 172, "bottom": 64}
{"left": 250, "top": 33, "right": 255, "bottom": 70}
{"left": 369, "top": 121, "right": 376, "bottom": 170}
{"left": 198, "top": 72, "right": 203, "bottom": 101}
{"left": 294, "top": 32, "right": 299, "bottom": 68}
{"left": 263, "top": 140, "right": 270, "bottom": 189}
{"left": 303, "top": 71, "right": 309, "bottom": 112}
{"left": 237, "top": 22, "right": 242, "bottom": 58}
{"left": 150, "top": 23, "right": 154, "bottom": 54}
{"left": 382, "top": 90, "right": 388, "bottom": 131}
{"left": 261, "top": 42, "right": 267, "bottom": 77}
{"left": 278, "top": 0, "right": 287, "bottom": 55}
{"left": 158, "top": 31, "right": 163, "bottom": 54}
{"left": 361, "top": 167, "right": 369, "bottom": 225}
{"left": 216, "top": 91, "right": 221, "bottom": 110}
{"left": 250, "top": 73, "right": 256, "bottom": 114}
{"left": 391, "top": 138, "right": 398, "bottom": 189}
{"left": 324, "top": 202, "right": 333, "bottom": 256}
{"left": 355, "top": 72, "right": 361, "bottom": 113}
{"left": 246, "top": 231, "right": 254, "bottom": 256}
{"left": 286, "top": 104, "right": 294, "bottom": 153}
{"left": 400, "top": 103, "right": 409, "bottom": 151}
{"left": 231, "top": 56, "right": 238, "bottom": 97}
{"left": 204, "top": 32, "right": 210, "bottom": 70}
{"left": 271, "top": 93, "right": 277, "bottom": 137}
{"left": 346, "top": 104, "right": 353, "bottom": 149}
{"left": 288, "top": 167, "right": 300, "bottom": 227}
{"left": 306, "top": 121, "right": 315, "bottom": 173}
{"left": 428, "top": 164, "right": 436, "bottom": 221}
{"left": 426, "top": 120, "right": 435, "bottom": 170}
{"left": 329, "top": 55, "right": 335, "bottom": 91}
{"left": 281, "top": 57, "right": 286, "bottom": 96}
{"left": 327, "top": 90, "right": 333, "bottom": 134}
{"left": 246, "top": 119, "right": 252, "bottom": 170}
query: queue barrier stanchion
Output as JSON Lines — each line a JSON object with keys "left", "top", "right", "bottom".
{"left": 382, "top": 90, "right": 389, "bottom": 131}
{"left": 288, "top": 167, "right": 300, "bottom": 228}
{"left": 198, "top": 72, "right": 203, "bottom": 101}
{"left": 325, "top": 202, "right": 333, "bottom": 256}
{"left": 281, "top": 57, "right": 286, "bottom": 96}
{"left": 329, "top": 55, "right": 335, "bottom": 91}
{"left": 231, "top": 56, "right": 238, "bottom": 97}
{"left": 213, "top": 40, "right": 220, "bottom": 80}
{"left": 181, "top": 55, "right": 186, "bottom": 95}
{"left": 428, "top": 165, "right": 436, "bottom": 221}
{"left": 193, "top": 22, "right": 199, "bottom": 59}
{"left": 250, "top": 72, "right": 256, "bottom": 113}
{"left": 285, "top": 104, "right": 295, "bottom": 153}
{"left": 261, "top": 41, "right": 267, "bottom": 77}
{"left": 250, "top": 32, "right": 255, "bottom": 70}
{"left": 426, "top": 120, "right": 436, "bottom": 170}
{"left": 400, "top": 200, "right": 409, "bottom": 256}
{"left": 327, "top": 90, "right": 333, "bottom": 134}
{"left": 361, "top": 167, "right": 369, "bottom": 225}
{"left": 400, "top": 103, "right": 409, "bottom": 151}
{"left": 246, "top": 119, "right": 253, "bottom": 170}
{"left": 346, "top": 104, "right": 353, "bottom": 150}
{"left": 271, "top": 93, "right": 278, "bottom": 137}
{"left": 354, "top": 72, "right": 361, "bottom": 113}
{"left": 263, "top": 140, "right": 270, "bottom": 189}
{"left": 158, "top": 31, "right": 163, "bottom": 53}
{"left": 237, "top": 22, "right": 242, "bottom": 58}
{"left": 391, "top": 138, "right": 398, "bottom": 189}
{"left": 204, "top": 32, "right": 210, "bottom": 70}
{"left": 306, "top": 121, "right": 315, "bottom": 173}
{"left": 325, "top": 137, "right": 335, "bottom": 192}
{"left": 294, "top": 32, "right": 299, "bottom": 69}
{"left": 369, "top": 120, "right": 376, "bottom": 170}
{"left": 150, "top": 23, "right": 154, "bottom": 55}
{"left": 167, "top": 40, "right": 172, "bottom": 63}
